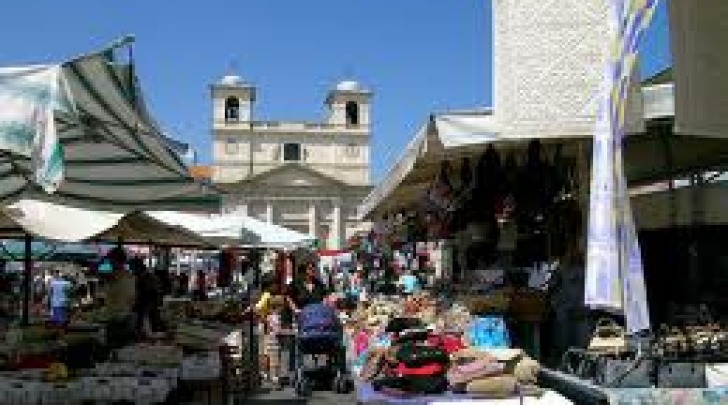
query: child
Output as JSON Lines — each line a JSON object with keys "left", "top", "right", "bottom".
{"left": 264, "top": 295, "right": 285, "bottom": 389}
{"left": 243, "top": 275, "right": 294, "bottom": 390}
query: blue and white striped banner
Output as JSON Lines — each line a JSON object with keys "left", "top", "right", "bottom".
{"left": 585, "top": 0, "right": 659, "bottom": 334}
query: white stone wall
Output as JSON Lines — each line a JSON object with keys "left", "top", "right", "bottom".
{"left": 493, "top": 0, "right": 611, "bottom": 139}
{"left": 213, "top": 130, "right": 370, "bottom": 185}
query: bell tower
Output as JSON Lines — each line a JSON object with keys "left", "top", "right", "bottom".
{"left": 325, "top": 80, "right": 372, "bottom": 128}
{"left": 211, "top": 73, "right": 255, "bottom": 124}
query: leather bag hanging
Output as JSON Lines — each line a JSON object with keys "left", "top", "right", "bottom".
{"left": 587, "top": 318, "right": 628, "bottom": 355}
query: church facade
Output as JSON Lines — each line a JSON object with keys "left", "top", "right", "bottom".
{"left": 211, "top": 75, "right": 372, "bottom": 249}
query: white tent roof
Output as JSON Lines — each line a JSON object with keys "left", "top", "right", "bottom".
{"left": 360, "top": 110, "right": 499, "bottom": 219}
{"left": 147, "top": 211, "right": 315, "bottom": 248}
{"left": 0, "top": 199, "right": 211, "bottom": 246}
{"left": 0, "top": 37, "right": 219, "bottom": 211}
{"left": 361, "top": 96, "right": 728, "bottom": 220}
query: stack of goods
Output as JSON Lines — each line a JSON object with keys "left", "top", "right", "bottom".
{"left": 4, "top": 325, "right": 63, "bottom": 370}
{"left": 175, "top": 321, "right": 231, "bottom": 350}
{"left": 186, "top": 301, "right": 226, "bottom": 321}
{"left": 658, "top": 323, "right": 728, "bottom": 360}
{"left": 448, "top": 348, "right": 541, "bottom": 398}
{"left": 115, "top": 343, "right": 183, "bottom": 368}
{"left": 216, "top": 300, "right": 247, "bottom": 324}
{"left": 75, "top": 375, "right": 172, "bottom": 404}
{"left": 440, "top": 302, "right": 472, "bottom": 332}
{"left": 461, "top": 288, "right": 512, "bottom": 316}
{"left": 180, "top": 350, "right": 221, "bottom": 381}
{"left": 367, "top": 341, "right": 451, "bottom": 396}
{"left": 161, "top": 297, "right": 190, "bottom": 325}
{"left": 74, "top": 306, "right": 116, "bottom": 324}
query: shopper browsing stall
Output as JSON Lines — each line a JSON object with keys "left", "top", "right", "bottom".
{"left": 397, "top": 269, "right": 421, "bottom": 296}
{"left": 289, "top": 263, "right": 328, "bottom": 311}
{"left": 132, "top": 257, "right": 163, "bottom": 337}
{"left": 49, "top": 269, "right": 72, "bottom": 326}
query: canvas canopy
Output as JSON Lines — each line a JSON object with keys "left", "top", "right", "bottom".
{"left": 0, "top": 199, "right": 211, "bottom": 247}
{"left": 147, "top": 211, "right": 316, "bottom": 248}
{"left": 361, "top": 97, "right": 728, "bottom": 220}
{"left": 0, "top": 36, "right": 219, "bottom": 211}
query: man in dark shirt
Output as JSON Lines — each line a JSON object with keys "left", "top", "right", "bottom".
{"left": 280, "top": 262, "right": 328, "bottom": 383}
{"left": 288, "top": 263, "right": 327, "bottom": 311}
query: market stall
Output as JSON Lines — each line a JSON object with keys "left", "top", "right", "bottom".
{"left": 344, "top": 291, "right": 572, "bottom": 404}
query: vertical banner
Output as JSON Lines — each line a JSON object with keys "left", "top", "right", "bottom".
{"left": 585, "top": 0, "right": 659, "bottom": 333}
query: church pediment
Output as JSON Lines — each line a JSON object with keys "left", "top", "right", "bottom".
{"left": 229, "top": 163, "right": 347, "bottom": 189}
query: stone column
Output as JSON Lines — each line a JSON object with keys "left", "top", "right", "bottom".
{"left": 266, "top": 202, "right": 274, "bottom": 224}
{"left": 308, "top": 203, "right": 317, "bottom": 237}
{"left": 332, "top": 199, "right": 342, "bottom": 250}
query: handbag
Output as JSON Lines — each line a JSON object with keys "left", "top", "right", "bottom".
{"left": 394, "top": 343, "right": 449, "bottom": 368}
{"left": 595, "top": 356, "right": 653, "bottom": 388}
{"left": 447, "top": 357, "right": 505, "bottom": 385}
{"left": 466, "top": 316, "right": 511, "bottom": 350}
{"left": 588, "top": 318, "right": 628, "bottom": 355}
{"left": 560, "top": 348, "right": 600, "bottom": 381}
{"left": 657, "top": 362, "right": 706, "bottom": 388}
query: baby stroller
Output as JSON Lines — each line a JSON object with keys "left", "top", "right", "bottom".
{"left": 293, "top": 303, "right": 352, "bottom": 397}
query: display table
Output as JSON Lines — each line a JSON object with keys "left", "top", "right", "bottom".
{"left": 356, "top": 381, "right": 573, "bottom": 405}
{"left": 0, "top": 375, "right": 173, "bottom": 405}
{"left": 604, "top": 388, "right": 728, "bottom": 405}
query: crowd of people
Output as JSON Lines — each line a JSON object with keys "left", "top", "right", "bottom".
{"left": 244, "top": 259, "right": 425, "bottom": 390}
{"left": 20, "top": 247, "right": 215, "bottom": 339}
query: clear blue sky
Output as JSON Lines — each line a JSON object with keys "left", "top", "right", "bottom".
{"left": 0, "top": 1, "right": 670, "bottom": 182}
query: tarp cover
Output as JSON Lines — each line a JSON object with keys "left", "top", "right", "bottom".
{"left": 0, "top": 199, "right": 211, "bottom": 246}
{"left": 0, "top": 39, "right": 218, "bottom": 211}
{"left": 147, "top": 211, "right": 315, "bottom": 248}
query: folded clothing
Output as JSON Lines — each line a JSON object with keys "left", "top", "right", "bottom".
{"left": 447, "top": 357, "right": 505, "bottom": 385}
{"left": 427, "top": 333, "right": 465, "bottom": 354}
{"left": 386, "top": 317, "right": 425, "bottom": 334}
{"left": 465, "top": 375, "right": 518, "bottom": 398}
{"left": 394, "top": 328, "right": 430, "bottom": 344}
{"left": 372, "top": 374, "right": 449, "bottom": 395}
{"left": 393, "top": 362, "right": 445, "bottom": 377}
{"left": 394, "top": 343, "right": 449, "bottom": 368}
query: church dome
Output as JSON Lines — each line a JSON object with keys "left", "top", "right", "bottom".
{"left": 336, "top": 80, "right": 361, "bottom": 91}
{"left": 219, "top": 74, "right": 244, "bottom": 86}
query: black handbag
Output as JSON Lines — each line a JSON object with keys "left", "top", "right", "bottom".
{"left": 595, "top": 357, "right": 653, "bottom": 388}
{"left": 394, "top": 343, "right": 450, "bottom": 368}
{"left": 561, "top": 348, "right": 600, "bottom": 382}
{"left": 657, "top": 362, "right": 706, "bottom": 388}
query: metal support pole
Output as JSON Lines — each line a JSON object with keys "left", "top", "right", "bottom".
{"left": 22, "top": 234, "right": 32, "bottom": 326}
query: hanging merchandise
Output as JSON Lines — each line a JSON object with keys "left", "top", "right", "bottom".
{"left": 424, "top": 161, "right": 455, "bottom": 239}
{"left": 513, "top": 140, "right": 555, "bottom": 267}
{"left": 426, "top": 161, "right": 453, "bottom": 213}
{"left": 476, "top": 145, "right": 504, "bottom": 219}
{"left": 449, "top": 157, "right": 474, "bottom": 232}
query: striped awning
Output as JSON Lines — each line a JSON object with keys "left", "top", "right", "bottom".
{"left": 0, "top": 37, "right": 219, "bottom": 212}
